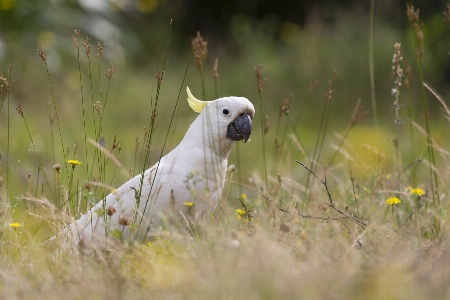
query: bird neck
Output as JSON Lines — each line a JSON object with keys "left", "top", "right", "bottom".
{"left": 182, "top": 111, "right": 234, "bottom": 160}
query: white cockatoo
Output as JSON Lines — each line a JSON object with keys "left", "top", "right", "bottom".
{"left": 50, "top": 87, "right": 254, "bottom": 252}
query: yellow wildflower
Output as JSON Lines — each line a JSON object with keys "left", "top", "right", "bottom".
{"left": 410, "top": 188, "right": 425, "bottom": 196}
{"left": 182, "top": 202, "right": 194, "bottom": 207}
{"left": 236, "top": 209, "right": 251, "bottom": 222}
{"left": 236, "top": 209, "right": 246, "bottom": 215}
{"left": 67, "top": 159, "right": 82, "bottom": 166}
{"left": 240, "top": 193, "right": 247, "bottom": 200}
{"left": 9, "top": 222, "right": 22, "bottom": 228}
{"left": 386, "top": 196, "right": 401, "bottom": 205}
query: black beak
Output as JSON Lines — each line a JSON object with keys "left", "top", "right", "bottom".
{"left": 227, "top": 112, "right": 252, "bottom": 143}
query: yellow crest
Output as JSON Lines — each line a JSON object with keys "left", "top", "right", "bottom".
{"left": 187, "top": 86, "right": 210, "bottom": 113}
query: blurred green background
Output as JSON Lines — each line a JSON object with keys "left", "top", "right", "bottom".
{"left": 1, "top": 0, "right": 450, "bottom": 201}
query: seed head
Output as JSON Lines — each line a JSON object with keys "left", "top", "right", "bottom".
{"left": 97, "top": 42, "right": 105, "bottom": 59}
{"left": 391, "top": 43, "right": 403, "bottom": 98}
{"left": 279, "top": 94, "right": 293, "bottom": 117}
{"left": 307, "top": 80, "right": 319, "bottom": 98}
{"left": 16, "top": 102, "right": 23, "bottom": 118}
{"left": 37, "top": 47, "right": 47, "bottom": 65}
{"left": 73, "top": 30, "right": 80, "bottom": 48}
{"left": 255, "top": 64, "right": 266, "bottom": 93}
{"left": 406, "top": 4, "right": 420, "bottom": 25}
{"left": 156, "top": 70, "right": 165, "bottom": 85}
{"left": 324, "top": 71, "right": 337, "bottom": 102}
{"left": 105, "top": 63, "right": 115, "bottom": 81}
{"left": 53, "top": 164, "right": 61, "bottom": 173}
{"left": 83, "top": 35, "right": 92, "bottom": 58}
{"left": 0, "top": 69, "right": 14, "bottom": 102}
{"left": 191, "top": 31, "right": 208, "bottom": 71}
{"left": 106, "top": 206, "right": 116, "bottom": 216}
{"left": 444, "top": 4, "right": 450, "bottom": 26}
{"left": 414, "top": 23, "right": 424, "bottom": 59}
{"left": 94, "top": 100, "right": 101, "bottom": 115}
{"left": 118, "top": 216, "right": 131, "bottom": 226}
{"left": 406, "top": 4, "right": 424, "bottom": 59}
{"left": 210, "top": 57, "right": 219, "bottom": 80}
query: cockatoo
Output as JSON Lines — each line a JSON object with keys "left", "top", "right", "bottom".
{"left": 50, "top": 87, "right": 254, "bottom": 252}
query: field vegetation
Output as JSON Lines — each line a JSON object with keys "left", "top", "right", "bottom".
{"left": 1, "top": 1, "right": 450, "bottom": 299}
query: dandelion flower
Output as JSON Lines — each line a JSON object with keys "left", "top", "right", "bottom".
{"left": 236, "top": 209, "right": 250, "bottom": 222}
{"left": 410, "top": 188, "right": 425, "bottom": 196}
{"left": 67, "top": 159, "right": 82, "bottom": 166}
{"left": 182, "top": 202, "right": 194, "bottom": 207}
{"left": 236, "top": 209, "right": 246, "bottom": 216}
{"left": 9, "top": 222, "right": 22, "bottom": 228}
{"left": 386, "top": 196, "right": 401, "bottom": 205}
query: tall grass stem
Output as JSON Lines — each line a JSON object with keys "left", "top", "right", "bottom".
{"left": 369, "top": 0, "right": 378, "bottom": 128}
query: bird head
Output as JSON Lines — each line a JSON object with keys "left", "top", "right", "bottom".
{"left": 187, "top": 86, "right": 255, "bottom": 144}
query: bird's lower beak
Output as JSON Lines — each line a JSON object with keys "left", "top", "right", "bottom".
{"left": 227, "top": 112, "right": 252, "bottom": 143}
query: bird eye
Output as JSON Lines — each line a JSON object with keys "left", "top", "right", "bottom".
{"left": 223, "top": 109, "right": 229, "bottom": 115}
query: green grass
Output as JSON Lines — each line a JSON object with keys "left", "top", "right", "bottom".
{"left": 2, "top": 4, "right": 450, "bottom": 299}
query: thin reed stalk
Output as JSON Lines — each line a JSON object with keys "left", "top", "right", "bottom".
{"left": 15, "top": 103, "right": 54, "bottom": 201}
{"left": 406, "top": 4, "right": 438, "bottom": 203}
{"left": 192, "top": 31, "right": 208, "bottom": 100}
{"left": 443, "top": 4, "right": 450, "bottom": 48}
{"left": 281, "top": 81, "right": 319, "bottom": 170}
{"left": 404, "top": 60, "right": 416, "bottom": 185}
{"left": 38, "top": 48, "right": 69, "bottom": 187}
{"left": 369, "top": 0, "right": 378, "bottom": 128}
{"left": 255, "top": 64, "right": 268, "bottom": 188}
{"left": 305, "top": 72, "right": 336, "bottom": 206}
{"left": 0, "top": 66, "right": 14, "bottom": 206}
{"left": 0, "top": 65, "right": 13, "bottom": 244}
{"left": 73, "top": 31, "right": 91, "bottom": 180}
{"left": 136, "top": 20, "right": 173, "bottom": 236}
{"left": 211, "top": 58, "right": 219, "bottom": 99}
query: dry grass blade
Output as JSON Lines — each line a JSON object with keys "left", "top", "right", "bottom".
{"left": 87, "top": 138, "right": 131, "bottom": 179}
{"left": 17, "top": 196, "right": 56, "bottom": 214}
{"left": 412, "top": 122, "right": 450, "bottom": 159}
{"left": 423, "top": 82, "right": 450, "bottom": 121}
{"left": 290, "top": 134, "right": 307, "bottom": 158}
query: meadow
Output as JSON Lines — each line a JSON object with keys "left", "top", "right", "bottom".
{"left": 1, "top": 2, "right": 450, "bottom": 299}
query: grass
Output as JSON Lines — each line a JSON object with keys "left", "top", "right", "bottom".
{"left": 2, "top": 4, "right": 450, "bottom": 299}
